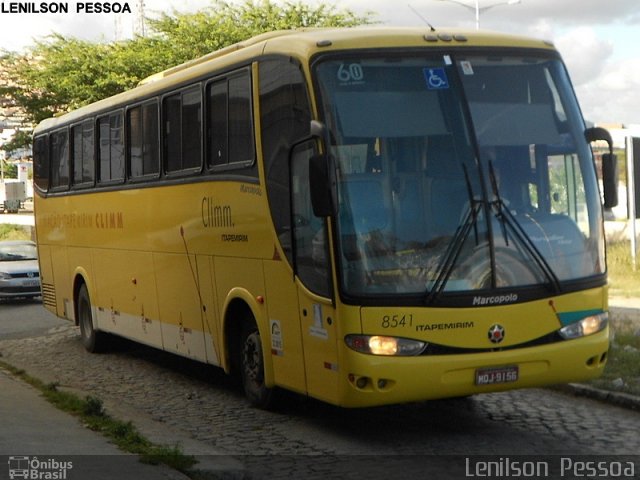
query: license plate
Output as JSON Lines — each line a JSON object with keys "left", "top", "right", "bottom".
{"left": 22, "top": 280, "right": 39, "bottom": 287}
{"left": 475, "top": 365, "right": 519, "bottom": 385}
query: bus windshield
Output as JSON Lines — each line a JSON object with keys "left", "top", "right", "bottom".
{"left": 315, "top": 52, "right": 605, "bottom": 298}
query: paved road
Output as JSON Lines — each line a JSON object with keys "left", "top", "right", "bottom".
{"left": 1, "top": 303, "right": 639, "bottom": 478}
{"left": 0, "top": 298, "right": 63, "bottom": 339}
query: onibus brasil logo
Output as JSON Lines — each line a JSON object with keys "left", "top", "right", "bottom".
{"left": 8, "top": 456, "right": 73, "bottom": 479}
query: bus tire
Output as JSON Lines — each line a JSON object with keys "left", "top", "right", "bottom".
{"left": 77, "top": 284, "right": 108, "bottom": 353}
{"left": 239, "top": 318, "right": 277, "bottom": 409}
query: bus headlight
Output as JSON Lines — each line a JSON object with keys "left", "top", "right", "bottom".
{"left": 558, "top": 312, "right": 608, "bottom": 340}
{"left": 345, "top": 335, "right": 427, "bottom": 356}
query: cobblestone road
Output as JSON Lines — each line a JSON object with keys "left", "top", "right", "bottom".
{"left": 1, "top": 319, "right": 639, "bottom": 478}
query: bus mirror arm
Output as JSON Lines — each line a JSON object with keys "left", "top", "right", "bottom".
{"left": 585, "top": 127, "right": 618, "bottom": 209}
{"left": 310, "top": 120, "right": 331, "bottom": 150}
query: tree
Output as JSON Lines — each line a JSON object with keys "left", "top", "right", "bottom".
{"left": 147, "top": 0, "right": 373, "bottom": 65}
{"left": 1, "top": 35, "right": 160, "bottom": 122}
{"left": 0, "top": 33, "right": 170, "bottom": 145}
{"left": 0, "top": 0, "right": 374, "bottom": 153}
{"left": 1, "top": 160, "right": 17, "bottom": 178}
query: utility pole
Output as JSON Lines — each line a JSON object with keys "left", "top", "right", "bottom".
{"left": 136, "top": 0, "right": 146, "bottom": 37}
{"left": 434, "top": 0, "right": 521, "bottom": 30}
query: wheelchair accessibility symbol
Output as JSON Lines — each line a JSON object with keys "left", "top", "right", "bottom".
{"left": 424, "top": 67, "right": 449, "bottom": 90}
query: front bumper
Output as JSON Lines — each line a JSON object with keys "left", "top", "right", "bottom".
{"left": 334, "top": 327, "right": 609, "bottom": 407}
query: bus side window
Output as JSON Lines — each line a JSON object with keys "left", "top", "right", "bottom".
{"left": 164, "top": 86, "right": 202, "bottom": 174}
{"left": 129, "top": 102, "right": 160, "bottom": 179}
{"left": 229, "top": 73, "right": 254, "bottom": 164}
{"left": 33, "top": 135, "right": 50, "bottom": 192}
{"left": 259, "top": 57, "right": 313, "bottom": 265}
{"left": 98, "top": 112, "right": 125, "bottom": 184}
{"left": 72, "top": 120, "right": 95, "bottom": 187}
{"left": 206, "top": 68, "right": 254, "bottom": 170}
{"left": 50, "top": 129, "right": 69, "bottom": 190}
{"left": 207, "top": 80, "right": 228, "bottom": 167}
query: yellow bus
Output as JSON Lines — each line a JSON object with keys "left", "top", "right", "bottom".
{"left": 33, "top": 27, "right": 617, "bottom": 408}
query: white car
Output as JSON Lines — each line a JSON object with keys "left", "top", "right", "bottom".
{"left": 0, "top": 240, "right": 41, "bottom": 300}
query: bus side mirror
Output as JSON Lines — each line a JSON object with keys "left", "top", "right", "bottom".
{"left": 602, "top": 153, "right": 618, "bottom": 209}
{"left": 585, "top": 127, "right": 618, "bottom": 209}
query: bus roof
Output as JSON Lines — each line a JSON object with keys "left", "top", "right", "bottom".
{"left": 34, "top": 27, "right": 556, "bottom": 134}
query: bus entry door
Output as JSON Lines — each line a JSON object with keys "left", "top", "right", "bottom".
{"left": 263, "top": 251, "right": 339, "bottom": 403}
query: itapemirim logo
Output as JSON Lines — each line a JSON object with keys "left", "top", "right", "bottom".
{"left": 7, "top": 456, "right": 73, "bottom": 479}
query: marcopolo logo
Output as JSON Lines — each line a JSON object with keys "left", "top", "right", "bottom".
{"left": 7, "top": 456, "right": 73, "bottom": 479}
{"left": 472, "top": 293, "right": 518, "bottom": 306}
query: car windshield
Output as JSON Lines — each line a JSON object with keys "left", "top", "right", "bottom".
{"left": 0, "top": 243, "right": 38, "bottom": 261}
{"left": 314, "top": 52, "right": 604, "bottom": 298}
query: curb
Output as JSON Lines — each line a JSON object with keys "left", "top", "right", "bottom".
{"left": 0, "top": 359, "right": 244, "bottom": 479}
{"left": 554, "top": 383, "right": 640, "bottom": 412}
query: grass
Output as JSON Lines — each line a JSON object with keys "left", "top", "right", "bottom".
{"left": 0, "top": 224, "right": 31, "bottom": 241}
{"left": 588, "top": 325, "right": 640, "bottom": 396}
{"left": 606, "top": 240, "right": 640, "bottom": 298}
{"left": 0, "top": 360, "right": 198, "bottom": 474}
{"left": 590, "top": 239, "right": 640, "bottom": 395}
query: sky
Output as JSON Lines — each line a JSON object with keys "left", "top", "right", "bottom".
{"left": 0, "top": 0, "right": 638, "bottom": 126}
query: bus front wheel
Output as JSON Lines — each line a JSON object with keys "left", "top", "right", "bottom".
{"left": 77, "top": 284, "right": 108, "bottom": 353}
{"left": 239, "top": 319, "right": 276, "bottom": 409}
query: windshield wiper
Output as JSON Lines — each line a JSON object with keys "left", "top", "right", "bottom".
{"left": 488, "top": 161, "right": 509, "bottom": 247}
{"left": 424, "top": 161, "right": 562, "bottom": 304}
{"left": 424, "top": 164, "right": 482, "bottom": 305}
{"left": 487, "top": 160, "right": 562, "bottom": 294}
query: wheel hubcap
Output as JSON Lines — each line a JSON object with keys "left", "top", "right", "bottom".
{"left": 243, "top": 332, "right": 263, "bottom": 385}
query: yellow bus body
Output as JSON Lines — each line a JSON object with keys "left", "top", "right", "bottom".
{"left": 34, "top": 28, "right": 609, "bottom": 408}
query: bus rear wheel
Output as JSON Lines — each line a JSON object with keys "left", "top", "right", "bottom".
{"left": 77, "top": 284, "right": 108, "bottom": 353}
{"left": 239, "top": 319, "right": 277, "bottom": 409}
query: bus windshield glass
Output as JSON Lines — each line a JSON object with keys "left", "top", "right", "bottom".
{"left": 314, "top": 53, "right": 604, "bottom": 298}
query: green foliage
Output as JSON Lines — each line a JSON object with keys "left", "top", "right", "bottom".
{"left": 0, "top": 225, "right": 31, "bottom": 241}
{"left": 42, "top": 385, "right": 89, "bottom": 414}
{"left": 0, "top": 34, "right": 168, "bottom": 127}
{"left": 587, "top": 240, "right": 640, "bottom": 395}
{"left": 147, "top": 0, "right": 374, "bottom": 64}
{"left": 0, "top": 0, "right": 374, "bottom": 152}
{"left": 83, "top": 395, "right": 106, "bottom": 417}
{"left": 1, "top": 160, "right": 17, "bottom": 178}
{"left": 1, "top": 130, "right": 32, "bottom": 158}
{"left": 589, "top": 324, "right": 640, "bottom": 396}
{"left": 141, "top": 445, "right": 197, "bottom": 471}
{"left": 607, "top": 240, "right": 640, "bottom": 298}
